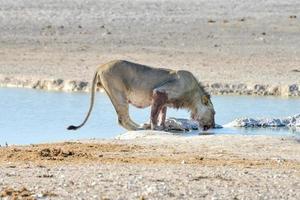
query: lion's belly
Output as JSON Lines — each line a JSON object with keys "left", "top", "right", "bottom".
{"left": 127, "top": 92, "right": 152, "bottom": 108}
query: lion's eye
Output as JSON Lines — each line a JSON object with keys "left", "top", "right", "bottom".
{"left": 202, "top": 95, "right": 209, "bottom": 105}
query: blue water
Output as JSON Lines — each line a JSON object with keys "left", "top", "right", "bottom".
{"left": 0, "top": 88, "right": 299, "bottom": 145}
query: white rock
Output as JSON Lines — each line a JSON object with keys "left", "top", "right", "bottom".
{"left": 225, "top": 114, "right": 300, "bottom": 128}
{"left": 165, "top": 117, "right": 199, "bottom": 131}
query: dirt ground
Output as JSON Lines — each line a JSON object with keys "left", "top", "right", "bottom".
{"left": 0, "top": 0, "right": 300, "bottom": 199}
{"left": 0, "top": 134, "right": 299, "bottom": 199}
{"left": 0, "top": 0, "right": 299, "bottom": 86}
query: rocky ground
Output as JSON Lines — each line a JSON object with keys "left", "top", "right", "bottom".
{"left": 0, "top": 134, "right": 300, "bottom": 199}
{"left": 1, "top": 1, "right": 300, "bottom": 199}
{"left": 0, "top": 0, "right": 299, "bottom": 96}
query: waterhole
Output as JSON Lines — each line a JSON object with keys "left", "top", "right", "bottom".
{"left": 0, "top": 88, "right": 299, "bottom": 145}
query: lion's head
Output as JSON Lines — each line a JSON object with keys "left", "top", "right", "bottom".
{"left": 191, "top": 95, "right": 215, "bottom": 131}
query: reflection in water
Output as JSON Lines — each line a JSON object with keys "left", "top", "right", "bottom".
{"left": 0, "top": 88, "right": 299, "bottom": 145}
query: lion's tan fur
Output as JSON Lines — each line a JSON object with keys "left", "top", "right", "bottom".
{"left": 68, "top": 60, "right": 215, "bottom": 131}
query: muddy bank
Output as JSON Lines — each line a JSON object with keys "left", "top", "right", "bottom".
{"left": 1, "top": 76, "right": 299, "bottom": 97}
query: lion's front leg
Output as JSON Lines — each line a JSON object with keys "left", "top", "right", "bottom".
{"left": 150, "top": 90, "right": 168, "bottom": 130}
{"left": 158, "top": 106, "right": 167, "bottom": 129}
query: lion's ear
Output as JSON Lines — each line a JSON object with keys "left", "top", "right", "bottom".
{"left": 202, "top": 95, "right": 209, "bottom": 105}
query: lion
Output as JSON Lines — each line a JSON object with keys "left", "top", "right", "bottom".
{"left": 67, "top": 60, "right": 215, "bottom": 131}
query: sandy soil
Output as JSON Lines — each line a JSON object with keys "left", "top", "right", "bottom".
{"left": 1, "top": 1, "right": 300, "bottom": 199}
{"left": 0, "top": 0, "right": 299, "bottom": 87}
{"left": 0, "top": 134, "right": 300, "bottom": 199}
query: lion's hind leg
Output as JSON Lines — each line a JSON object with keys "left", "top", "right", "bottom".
{"left": 113, "top": 101, "right": 140, "bottom": 130}
{"left": 106, "top": 90, "right": 141, "bottom": 131}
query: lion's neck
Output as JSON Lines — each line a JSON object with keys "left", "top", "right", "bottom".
{"left": 189, "top": 91, "right": 206, "bottom": 117}
{"left": 169, "top": 88, "right": 201, "bottom": 111}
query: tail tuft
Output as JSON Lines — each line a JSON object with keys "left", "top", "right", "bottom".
{"left": 67, "top": 125, "right": 79, "bottom": 130}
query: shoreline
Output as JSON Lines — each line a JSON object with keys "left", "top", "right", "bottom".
{"left": 1, "top": 76, "right": 299, "bottom": 97}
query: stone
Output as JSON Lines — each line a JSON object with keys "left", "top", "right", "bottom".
{"left": 164, "top": 118, "right": 199, "bottom": 131}
{"left": 224, "top": 114, "right": 300, "bottom": 128}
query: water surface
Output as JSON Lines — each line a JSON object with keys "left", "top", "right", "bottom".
{"left": 0, "top": 88, "right": 299, "bottom": 145}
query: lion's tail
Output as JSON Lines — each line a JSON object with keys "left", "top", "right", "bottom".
{"left": 67, "top": 71, "right": 99, "bottom": 131}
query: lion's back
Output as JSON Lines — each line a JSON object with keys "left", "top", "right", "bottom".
{"left": 103, "top": 60, "right": 177, "bottom": 88}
